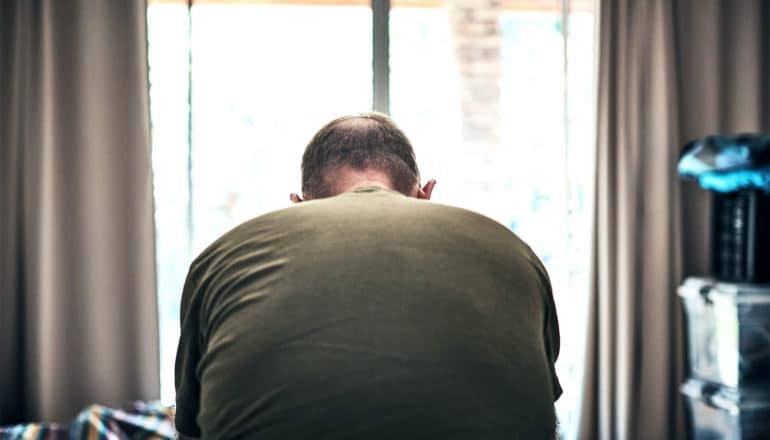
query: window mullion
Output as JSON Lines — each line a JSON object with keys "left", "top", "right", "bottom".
{"left": 372, "top": 0, "right": 390, "bottom": 113}
{"left": 186, "top": 0, "right": 195, "bottom": 257}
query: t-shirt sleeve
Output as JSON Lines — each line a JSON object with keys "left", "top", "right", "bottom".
{"left": 544, "top": 292, "right": 563, "bottom": 401}
{"left": 533, "top": 256, "right": 563, "bottom": 401}
{"left": 174, "top": 271, "right": 203, "bottom": 437}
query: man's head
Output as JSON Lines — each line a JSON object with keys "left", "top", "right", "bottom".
{"left": 290, "top": 113, "right": 435, "bottom": 202}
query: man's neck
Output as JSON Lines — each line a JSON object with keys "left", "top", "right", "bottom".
{"left": 332, "top": 168, "right": 396, "bottom": 194}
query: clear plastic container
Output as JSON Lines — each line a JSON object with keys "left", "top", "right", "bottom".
{"left": 681, "top": 378, "right": 770, "bottom": 440}
{"left": 679, "top": 277, "right": 770, "bottom": 387}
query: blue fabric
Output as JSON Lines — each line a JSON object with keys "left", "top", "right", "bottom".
{"left": 697, "top": 167, "right": 770, "bottom": 193}
{"left": 678, "top": 133, "right": 770, "bottom": 192}
{"left": 0, "top": 402, "right": 175, "bottom": 440}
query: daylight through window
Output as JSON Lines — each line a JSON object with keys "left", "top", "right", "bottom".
{"left": 147, "top": 2, "right": 594, "bottom": 438}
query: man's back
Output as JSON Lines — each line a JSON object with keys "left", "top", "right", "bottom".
{"left": 175, "top": 186, "right": 561, "bottom": 439}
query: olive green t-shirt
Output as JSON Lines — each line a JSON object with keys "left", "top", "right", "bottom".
{"left": 175, "top": 187, "right": 562, "bottom": 439}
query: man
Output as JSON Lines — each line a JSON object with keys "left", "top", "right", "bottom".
{"left": 175, "top": 112, "right": 562, "bottom": 439}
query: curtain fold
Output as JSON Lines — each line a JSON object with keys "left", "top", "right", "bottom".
{"left": 581, "top": 0, "right": 770, "bottom": 439}
{"left": 579, "top": 1, "right": 684, "bottom": 438}
{"left": 0, "top": 0, "right": 159, "bottom": 424}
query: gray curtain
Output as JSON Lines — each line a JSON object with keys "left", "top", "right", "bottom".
{"left": 580, "top": 0, "right": 770, "bottom": 439}
{"left": 0, "top": 0, "right": 159, "bottom": 424}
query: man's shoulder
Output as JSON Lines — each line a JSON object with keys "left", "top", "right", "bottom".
{"left": 190, "top": 193, "right": 535, "bottom": 271}
{"left": 222, "top": 194, "right": 522, "bottom": 246}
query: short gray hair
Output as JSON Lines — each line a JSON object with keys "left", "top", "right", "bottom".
{"left": 300, "top": 113, "right": 420, "bottom": 199}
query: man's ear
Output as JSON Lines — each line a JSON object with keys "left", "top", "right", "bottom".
{"left": 290, "top": 193, "right": 304, "bottom": 203}
{"left": 417, "top": 179, "right": 436, "bottom": 200}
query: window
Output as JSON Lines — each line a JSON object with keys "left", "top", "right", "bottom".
{"left": 147, "top": 2, "right": 594, "bottom": 438}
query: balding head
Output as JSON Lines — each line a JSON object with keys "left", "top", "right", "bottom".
{"left": 299, "top": 113, "right": 422, "bottom": 199}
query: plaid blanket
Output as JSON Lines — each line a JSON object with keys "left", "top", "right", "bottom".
{"left": 0, "top": 402, "right": 175, "bottom": 440}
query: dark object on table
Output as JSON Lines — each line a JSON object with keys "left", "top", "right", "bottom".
{"left": 677, "top": 133, "right": 770, "bottom": 284}
{"left": 711, "top": 190, "right": 770, "bottom": 284}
